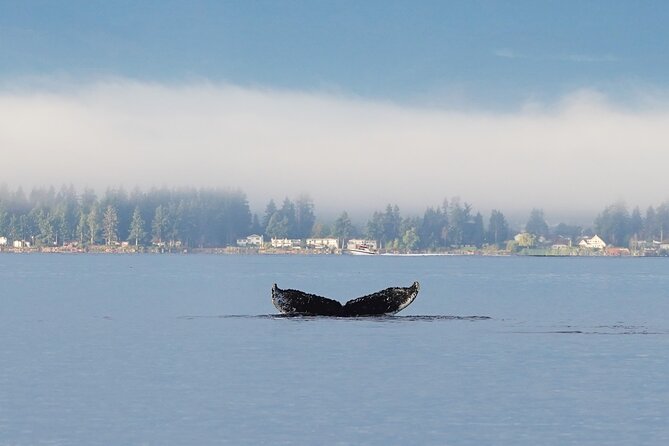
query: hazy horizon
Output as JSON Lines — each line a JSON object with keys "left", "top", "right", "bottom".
{"left": 2, "top": 2, "right": 669, "bottom": 227}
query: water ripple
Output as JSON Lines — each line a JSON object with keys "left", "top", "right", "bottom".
{"left": 179, "top": 314, "right": 492, "bottom": 322}
{"left": 511, "top": 324, "right": 669, "bottom": 335}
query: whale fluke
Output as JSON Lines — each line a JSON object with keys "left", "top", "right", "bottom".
{"left": 271, "top": 282, "right": 420, "bottom": 317}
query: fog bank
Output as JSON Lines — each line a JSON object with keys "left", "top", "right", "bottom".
{"left": 1, "top": 80, "right": 668, "bottom": 220}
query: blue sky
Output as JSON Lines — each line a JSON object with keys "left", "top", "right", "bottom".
{"left": 2, "top": 0, "right": 668, "bottom": 106}
{"left": 2, "top": 1, "right": 669, "bottom": 221}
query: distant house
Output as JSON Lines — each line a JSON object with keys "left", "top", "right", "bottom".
{"left": 306, "top": 238, "right": 339, "bottom": 250}
{"left": 579, "top": 235, "right": 607, "bottom": 249}
{"left": 13, "top": 240, "right": 31, "bottom": 249}
{"left": 271, "top": 238, "right": 302, "bottom": 249}
{"left": 237, "top": 234, "right": 264, "bottom": 247}
{"left": 605, "top": 247, "right": 630, "bottom": 256}
{"left": 551, "top": 236, "right": 572, "bottom": 250}
{"left": 0, "top": 236, "right": 7, "bottom": 246}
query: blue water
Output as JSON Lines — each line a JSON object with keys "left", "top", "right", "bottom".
{"left": 1, "top": 254, "right": 668, "bottom": 445}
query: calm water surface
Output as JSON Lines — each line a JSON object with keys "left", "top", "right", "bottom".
{"left": 1, "top": 254, "right": 668, "bottom": 445}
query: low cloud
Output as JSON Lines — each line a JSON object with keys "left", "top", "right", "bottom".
{"left": 1, "top": 79, "right": 668, "bottom": 220}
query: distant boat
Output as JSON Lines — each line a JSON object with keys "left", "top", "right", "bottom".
{"left": 345, "top": 247, "right": 377, "bottom": 255}
{"left": 271, "top": 282, "right": 420, "bottom": 316}
{"left": 344, "top": 241, "right": 377, "bottom": 255}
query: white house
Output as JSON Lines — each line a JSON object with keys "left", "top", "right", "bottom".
{"left": 271, "top": 238, "right": 302, "bottom": 249}
{"left": 306, "top": 238, "right": 339, "bottom": 250}
{"left": 13, "top": 240, "right": 31, "bottom": 249}
{"left": 579, "top": 235, "right": 607, "bottom": 249}
{"left": 0, "top": 236, "right": 7, "bottom": 246}
{"left": 237, "top": 234, "right": 264, "bottom": 247}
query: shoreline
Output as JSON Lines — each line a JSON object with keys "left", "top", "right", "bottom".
{"left": 0, "top": 246, "right": 665, "bottom": 257}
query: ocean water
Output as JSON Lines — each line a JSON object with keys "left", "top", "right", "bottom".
{"left": 1, "top": 254, "right": 668, "bottom": 445}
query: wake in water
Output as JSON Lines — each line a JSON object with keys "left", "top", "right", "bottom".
{"left": 176, "top": 316, "right": 669, "bottom": 334}
{"left": 268, "top": 314, "right": 492, "bottom": 322}
{"left": 179, "top": 314, "right": 492, "bottom": 322}
{"left": 511, "top": 324, "right": 669, "bottom": 335}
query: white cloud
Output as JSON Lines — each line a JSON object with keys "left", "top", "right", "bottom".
{"left": 1, "top": 79, "right": 668, "bottom": 220}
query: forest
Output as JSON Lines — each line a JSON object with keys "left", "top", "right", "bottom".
{"left": 0, "top": 185, "right": 668, "bottom": 250}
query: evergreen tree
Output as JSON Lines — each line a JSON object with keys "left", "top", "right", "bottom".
{"left": 35, "top": 209, "right": 55, "bottom": 246}
{"left": 469, "top": 212, "right": 485, "bottom": 247}
{"left": 366, "top": 211, "right": 384, "bottom": 244}
{"left": 101, "top": 188, "right": 131, "bottom": 242}
{"left": 55, "top": 185, "right": 78, "bottom": 242}
{"left": 76, "top": 209, "right": 89, "bottom": 245}
{"left": 447, "top": 198, "right": 472, "bottom": 247}
{"left": 644, "top": 206, "right": 659, "bottom": 241}
{"left": 365, "top": 205, "right": 403, "bottom": 248}
{"left": 279, "top": 198, "right": 298, "bottom": 238}
{"left": 657, "top": 202, "right": 669, "bottom": 242}
{"left": 87, "top": 205, "right": 100, "bottom": 245}
{"left": 630, "top": 206, "right": 643, "bottom": 242}
{"left": 487, "top": 210, "right": 510, "bottom": 247}
{"left": 402, "top": 227, "right": 420, "bottom": 251}
{"left": 0, "top": 204, "right": 8, "bottom": 236}
{"left": 266, "top": 212, "right": 289, "bottom": 239}
{"left": 128, "top": 206, "right": 146, "bottom": 246}
{"left": 595, "top": 202, "right": 630, "bottom": 246}
{"left": 553, "top": 222, "right": 582, "bottom": 244}
{"left": 418, "top": 206, "right": 448, "bottom": 250}
{"left": 526, "top": 208, "right": 549, "bottom": 237}
{"left": 311, "top": 222, "right": 332, "bottom": 237}
{"left": 250, "top": 214, "right": 263, "bottom": 235}
{"left": 399, "top": 216, "right": 420, "bottom": 251}
{"left": 152, "top": 205, "right": 168, "bottom": 244}
{"left": 102, "top": 205, "right": 119, "bottom": 245}
{"left": 80, "top": 188, "right": 97, "bottom": 213}
{"left": 166, "top": 201, "right": 183, "bottom": 246}
{"left": 382, "top": 205, "right": 401, "bottom": 244}
{"left": 295, "top": 195, "right": 316, "bottom": 239}
{"left": 332, "top": 211, "right": 354, "bottom": 241}
{"left": 262, "top": 199, "right": 277, "bottom": 235}
{"left": 8, "top": 215, "right": 20, "bottom": 241}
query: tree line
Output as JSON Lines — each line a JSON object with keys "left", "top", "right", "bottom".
{"left": 258, "top": 197, "right": 508, "bottom": 250}
{"left": 1, "top": 185, "right": 668, "bottom": 249}
{"left": 594, "top": 202, "right": 669, "bottom": 247}
{"left": 0, "top": 185, "right": 251, "bottom": 248}
{"left": 261, "top": 197, "right": 669, "bottom": 250}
